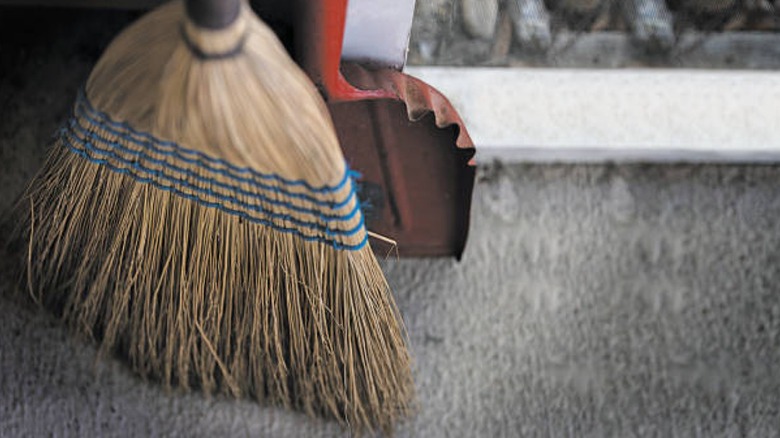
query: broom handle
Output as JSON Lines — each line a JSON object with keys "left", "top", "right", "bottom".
{"left": 185, "top": 0, "right": 242, "bottom": 29}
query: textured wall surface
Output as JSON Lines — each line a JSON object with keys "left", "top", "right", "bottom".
{"left": 3, "top": 7, "right": 780, "bottom": 438}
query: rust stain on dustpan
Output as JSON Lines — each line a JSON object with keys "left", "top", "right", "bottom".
{"left": 328, "top": 63, "right": 476, "bottom": 258}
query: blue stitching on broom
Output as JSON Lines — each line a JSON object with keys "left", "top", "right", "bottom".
{"left": 60, "top": 134, "right": 369, "bottom": 250}
{"left": 75, "top": 101, "right": 358, "bottom": 204}
{"left": 76, "top": 89, "right": 358, "bottom": 194}
{"left": 60, "top": 128, "right": 362, "bottom": 225}
{"left": 64, "top": 120, "right": 360, "bottom": 216}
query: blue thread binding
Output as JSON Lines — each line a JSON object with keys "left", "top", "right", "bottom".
{"left": 62, "top": 129, "right": 362, "bottom": 226}
{"left": 76, "top": 90, "right": 350, "bottom": 194}
{"left": 65, "top": 120, "right": 359, "bottom": 216}
{"left": 60, "top": 134, "right": 368, "bottom": 250}
{"left": 61, "top": 133, "right": 365, "bottom": 238}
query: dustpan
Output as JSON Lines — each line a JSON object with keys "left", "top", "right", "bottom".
{"left": 291, "top": 0, "right": 476, "bottom": 258}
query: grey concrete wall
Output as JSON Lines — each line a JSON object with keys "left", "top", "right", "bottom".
{"left": 3, "top": 7, "right": 780, "bottom": 438}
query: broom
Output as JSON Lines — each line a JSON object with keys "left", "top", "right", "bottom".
{"left": 14, "top": 0, "right": 414, "bottom": 433}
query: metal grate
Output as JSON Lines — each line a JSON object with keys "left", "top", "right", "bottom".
{"left": 408, "top": 0, "right": 780, "bottom": 68}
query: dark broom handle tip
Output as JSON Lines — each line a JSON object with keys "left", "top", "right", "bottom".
{"left": 185, "top": 0, "right": 242, "bottom": 29}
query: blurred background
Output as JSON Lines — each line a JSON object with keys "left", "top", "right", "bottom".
{"left": 2, "top": 1, "right": 780, "bottom": 437}
{"left": 410, "top": 0, "right": 780, "bottom": 68}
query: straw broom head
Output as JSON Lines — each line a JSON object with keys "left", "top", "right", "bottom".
{"left": 16, "top": 0, "right": 414, "bottom": 433}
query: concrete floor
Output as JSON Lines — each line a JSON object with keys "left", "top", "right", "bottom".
{"left": 3, "top": 6, "right": 780, "bottom": 438}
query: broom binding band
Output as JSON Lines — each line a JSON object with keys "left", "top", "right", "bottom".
{"left": 60, "top": 90, "right": 369, "bottom": 251}
{"left": 180, "top": 0, "right": 249, "bottom": 60}
{"left": 63, "top": 120, "right": 362, "bottom": 216}
{"left": 75, "top": 89, "right": 356, "bottom": 193}
{"left": 179, "top": 24, "right": 247, "bottom": 60}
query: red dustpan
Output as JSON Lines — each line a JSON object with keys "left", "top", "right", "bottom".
{"left": 292, "top": 0, "right": 476, "bottom": 258}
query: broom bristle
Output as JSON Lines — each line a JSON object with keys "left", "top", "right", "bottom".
{"left": 16, "top": 0, "right": 414, "bottom": 433}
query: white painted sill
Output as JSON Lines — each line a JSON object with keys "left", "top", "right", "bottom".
{"left": 405, "top": 67, "right": 780, "bottom": 163}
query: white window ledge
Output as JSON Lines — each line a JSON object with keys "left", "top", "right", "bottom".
{"left": 406, "top": 67, "right": 780, "bottom": 163}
